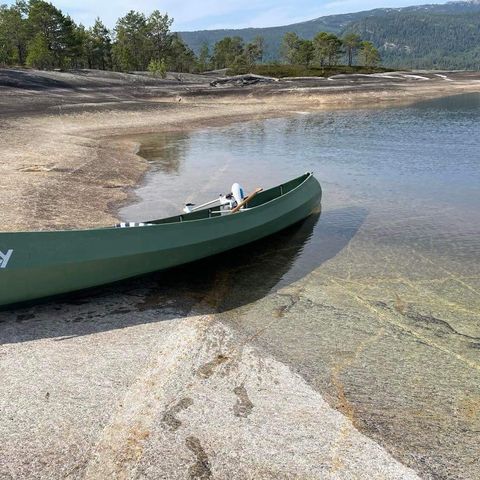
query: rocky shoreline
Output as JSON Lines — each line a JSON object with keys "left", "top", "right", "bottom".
{"left": 1, "top": 68, "right": 479, "bottom": 479}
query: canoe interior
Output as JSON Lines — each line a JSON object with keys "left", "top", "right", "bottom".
{"left": 149, "top": 173, "right": 310, "bottom": 225}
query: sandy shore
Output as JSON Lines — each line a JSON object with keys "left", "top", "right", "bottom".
{"left": 1, "top": 68, "right": 480, "bottom": 479}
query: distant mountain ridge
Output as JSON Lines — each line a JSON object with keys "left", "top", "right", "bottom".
{"left": 177, "top": 1, "right": 480, "bottom": 69}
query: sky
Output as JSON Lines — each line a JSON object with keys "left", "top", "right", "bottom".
{"left": 5, "top": 0, "right": 448, "bottom": 30}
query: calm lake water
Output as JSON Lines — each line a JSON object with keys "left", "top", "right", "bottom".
{"left": 122, "top": 93, "right": 480, "bottom": 273}
{"left": 120, "top": 93, "right": 480, "bottom": 479}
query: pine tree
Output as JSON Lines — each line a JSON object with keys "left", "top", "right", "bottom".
{"left": 359, "top": 41, "right": 381, "bottom": 67}
{"left": 147, "top": 10, "right": 173, "bottom": 62}
{"left": 197, "top": 43, "right": 210, "bottom": 72}
{"left": 343, "top": 33, "right": 361, "bottom": 66}
{"left": 280, "top": 32, "right": 300, "bottom": 64}
{"left": 87, "top": 18, "right": 112, "bottom": 70}
{"left": 26, "top": 32, "right": 53, "bottom": 68}
{"left": 112, "top": 11, "right": 150, "bottom": 71}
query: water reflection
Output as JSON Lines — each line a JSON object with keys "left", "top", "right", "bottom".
{"left": 135, "top": 132, "right": 189, "bottom": 175}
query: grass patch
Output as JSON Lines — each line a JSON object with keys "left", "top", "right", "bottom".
{"left": 227, "top": 64, "right": 394, "bottom": 78}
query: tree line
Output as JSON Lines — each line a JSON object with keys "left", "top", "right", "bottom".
{"left": 198, "top": 32, "right": 380, "bottom": 72}
{"left": 0, "top": 0, "right": 381, "bottom": 74}
{"left": 280, "top": 31, "right": 380, "bottom": 68}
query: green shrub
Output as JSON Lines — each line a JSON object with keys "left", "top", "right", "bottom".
{"left": 148, "top": 58, "right": 167, "bottom": 78}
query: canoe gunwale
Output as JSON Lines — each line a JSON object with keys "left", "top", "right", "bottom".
{"left": 146, "top": 172, "right": 314, "bottom": 227}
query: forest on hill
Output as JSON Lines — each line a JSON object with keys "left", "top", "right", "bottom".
{"left": 344, "top": 12, "right": 480, "bottom": 69}
{"left": 178, "top": 1, "right": 480, "bottom": 69}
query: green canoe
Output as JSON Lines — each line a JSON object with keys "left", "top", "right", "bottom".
{"left": 0, "top": 173, "right": 321, "bottom": 308}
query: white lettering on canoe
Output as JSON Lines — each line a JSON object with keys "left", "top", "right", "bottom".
{"left": 0, "top": 249, "right": 13, "bottom": 268}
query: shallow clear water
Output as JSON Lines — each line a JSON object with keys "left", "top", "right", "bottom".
{"left": 121, "top": 93, "right": 480, "bottom": 271}
{"left": 120, "top": 93, "right": 480, "bottom": 479}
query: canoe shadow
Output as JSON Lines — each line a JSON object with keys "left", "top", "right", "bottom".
{"left": 139, "top": 205, "right": 368, "bottom": 313}
{"left": 0, "top": 206, "right": 367, "bottom": 344}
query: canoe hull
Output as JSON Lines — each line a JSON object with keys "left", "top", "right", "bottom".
{"left": 0, "top": 174, "right": 321, "bottom": 307}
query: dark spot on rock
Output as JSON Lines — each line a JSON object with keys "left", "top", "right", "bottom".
{"left": 16, "top": 313, "right": 35, "bottom": 322}
{"left": 45, "top": 392, "right": 50, "bottom": 400}
{"left": 185, "top": 436, "right": 211, "bottom": 479}
{"left": 373, "top": 301, "right": 480, "bottom": 343}
{"left": 162, "top": 397, "right": 193, "bottom": 431}
{"left": 273, "top": 305, "right": 288, "bottom": 318}
{"left": 197, "top": 354, "right": 229, "bottom": 379}
{"left": 65, "top": 298, "right": 90, "bottom": 306}
{"left": 233, "top": 384, "right": 254, "bottom": 418}
{"left": 274, "top": 292, "right": 301, "bottom": 317}
{"left": 109, "top": 308, "right": 133, "bottom": 315}
{"left": 394, "top": 293, "right": 406, "bottom": 315}
{"left": 407, "top": 310, "right": 480, "bottom": 341}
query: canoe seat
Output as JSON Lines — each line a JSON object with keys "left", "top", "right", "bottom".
{"left": 114, "top": 222, "right": 154, "bottom": 228}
